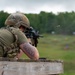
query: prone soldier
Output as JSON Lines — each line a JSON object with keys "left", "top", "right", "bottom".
{"left": 0, "top": 12, "right": 39, "bottom": 60}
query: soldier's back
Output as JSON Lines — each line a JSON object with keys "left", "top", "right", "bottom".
{"left": 0, "top": 28, "right": 14, "bottom": 46}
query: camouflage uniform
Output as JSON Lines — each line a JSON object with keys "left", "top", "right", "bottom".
{"left": 0, "top": 27, "right": 28, "bottom": 57}
{"left": 0, "top": 12, "right": 30, "bottom": 58}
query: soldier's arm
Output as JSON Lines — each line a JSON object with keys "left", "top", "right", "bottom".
{"left": 15, "top": 38, "right": 32, "bottom": 59}
{"left": 15, "top": 29, "right": 39, "bottom": 60}
{"left": 20, "top": 42, "right": 39, "bottom": 60}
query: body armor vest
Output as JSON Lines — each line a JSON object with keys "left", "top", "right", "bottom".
{"left": 0, "top": 27, "right": 20, "bottom": 58}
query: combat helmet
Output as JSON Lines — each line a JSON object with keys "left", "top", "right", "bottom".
{"left": 5, "top": 12, "right": 30, "bottom": 28}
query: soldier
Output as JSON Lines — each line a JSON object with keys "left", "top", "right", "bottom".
{"left": 0, "top": 12, "right": 39, "bottom": 60}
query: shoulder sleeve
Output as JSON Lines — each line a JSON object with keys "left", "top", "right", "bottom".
{"left": 12, "top": 28, "right": 28, "bottom": 44}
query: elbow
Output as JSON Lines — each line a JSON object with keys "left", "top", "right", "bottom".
{"left": 30, "top": 49, "right": 39, "bottom": 60}
{"left": 30, "top": 46, "right": 39, "bottom": 60}
{"left": 29, "top": 52, "right": 39, "bottom": 60}
{"left": 33, "top": 53, "right": 39, "bottom": 60}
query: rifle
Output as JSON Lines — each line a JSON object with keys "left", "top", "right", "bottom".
{"left": 24, "top": 27, "right": 43, "bottom": 47}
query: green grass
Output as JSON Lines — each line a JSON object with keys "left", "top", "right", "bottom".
{"left": 22, "top": 34, "right": 75, "bottom": 75}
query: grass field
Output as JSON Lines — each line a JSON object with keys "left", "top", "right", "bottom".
{"left": 22, "top": 34, "right": 75, "bottom": 75}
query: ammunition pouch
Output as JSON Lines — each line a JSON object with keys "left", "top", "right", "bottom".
{"left": 3, "top": 44, "right": 20, "bottom": 58}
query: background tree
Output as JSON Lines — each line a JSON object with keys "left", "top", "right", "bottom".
{"left": 0, "top": 10, "right": 75, "bottom": 35}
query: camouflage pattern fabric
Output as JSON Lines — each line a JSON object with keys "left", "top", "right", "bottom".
{"left": 0, "top": 27, "right": 28, "bottom": 58}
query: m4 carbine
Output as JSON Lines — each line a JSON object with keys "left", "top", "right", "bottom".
{"left": 24, "top": 27, "right": 43, "bottom": 47}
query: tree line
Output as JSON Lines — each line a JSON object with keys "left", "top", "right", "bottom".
{"left": 0, "top": 11, "right": 75, "bottom": 35}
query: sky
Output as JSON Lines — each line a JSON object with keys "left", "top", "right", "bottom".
{"left": 0, "top": 0, "right": 75, "bottom": 14}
